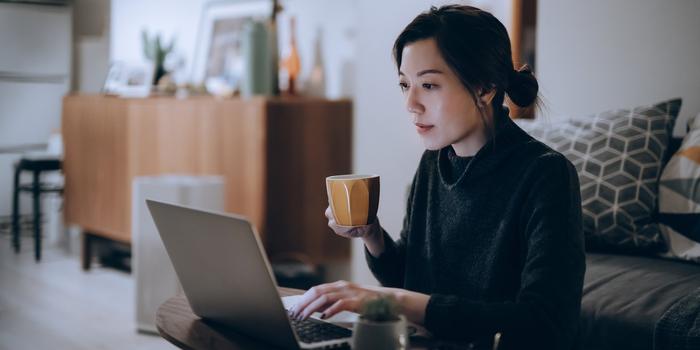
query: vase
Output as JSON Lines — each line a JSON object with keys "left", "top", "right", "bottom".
{"left": 241, "top": 19, "right": 273, "bottom": 96}
{"left": 352, "top": 315, "right": 409, "bottom": 350}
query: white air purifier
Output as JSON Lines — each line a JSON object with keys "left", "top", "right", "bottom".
{"left": 132, "top": 175, "right": 225, "bottom": 334}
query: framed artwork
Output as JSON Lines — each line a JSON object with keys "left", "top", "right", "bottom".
{"left": 102, "top": 61, "right": 154, "bottom": 98}
{"left": 191, "top": 0, "right": 273, "bottom": 89}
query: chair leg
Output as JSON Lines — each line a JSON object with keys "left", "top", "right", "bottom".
{"left": 11, "top": 164, "right": 21, "bottom": 253}
{"left": 32, "top": 171, "right": 41, "bottom": 262}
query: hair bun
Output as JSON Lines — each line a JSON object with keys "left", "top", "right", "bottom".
{"left": 506, "top": 64, "right": 539, "bottom": 107}
{"left": 516, "top": 64, "right": 532, "bottom": 75}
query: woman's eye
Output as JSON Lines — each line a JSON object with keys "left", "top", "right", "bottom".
{"left": 398, "top": 82, "right": 409, "bottom": 92}
{"left": 422, "top": 83, "right": 436, "bottom": 90}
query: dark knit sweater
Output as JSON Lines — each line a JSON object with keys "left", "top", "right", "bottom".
{"left": 366, "top": 109, "right": 585, "bottom": 350}
{"left": 445, "top": 147, "right": 473, "bottom": 183}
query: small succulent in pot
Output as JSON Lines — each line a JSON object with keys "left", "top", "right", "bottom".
{"left": 141, "top": 30, "right": 175, "bottom": 86}
{"left": 353, "top": 295, "right": 408, "bottom": 350}
{"left": 359, "top": 295, "right": 401, "bottom": 322}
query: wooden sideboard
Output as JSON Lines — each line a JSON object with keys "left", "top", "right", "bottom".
{"left": 62, "top": 94, "right": 352, "bottom": 267}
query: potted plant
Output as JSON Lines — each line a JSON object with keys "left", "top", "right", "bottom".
{"left": 141, "top": 30, "right": 175, "bottom": 86}
{"left": 352, "top": 295, "right": 409, "bottom": 350}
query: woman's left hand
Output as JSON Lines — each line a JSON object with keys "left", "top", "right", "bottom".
{"left": 288, "top": 280, "right": 392, "bottom": 321}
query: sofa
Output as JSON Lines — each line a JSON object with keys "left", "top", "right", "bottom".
{"left": 517, "top": 99, "right": 700, "bottom": 350}
{"left": 581, "top": 252, "right": 700, "bottom": 350}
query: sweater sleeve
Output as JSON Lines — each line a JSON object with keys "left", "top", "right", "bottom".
{"left": 424, "top": 154, "right": 585, "bottom": 350}
{"left": 364, "top": 171, "right": 418, "bottom": 288}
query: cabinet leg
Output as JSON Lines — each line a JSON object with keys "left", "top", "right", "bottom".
{"left": 82, "top": 232, "right": 92, "bottom": 271}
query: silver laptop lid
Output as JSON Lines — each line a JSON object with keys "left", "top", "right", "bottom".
{"left": 146, "top": 200, "right": 299, "bottom": 349}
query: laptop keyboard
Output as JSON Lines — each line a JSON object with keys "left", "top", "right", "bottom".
{"left": 290, "top": 317, "right": 352, "bottom": 344}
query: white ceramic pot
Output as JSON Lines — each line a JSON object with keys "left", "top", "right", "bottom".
{"left": 352, "top": 315, "right": 408, "bottom": 350}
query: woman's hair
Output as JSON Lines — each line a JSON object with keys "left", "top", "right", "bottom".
{"left": 393, "top": 5, "right": 539, "bottom": 132}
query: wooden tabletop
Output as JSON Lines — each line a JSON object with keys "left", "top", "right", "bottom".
{"left": 156, "top": 288, "right": 473, "bottom": 350}
{"left": 156, "top": 287, "right": 303, "bottom": 350}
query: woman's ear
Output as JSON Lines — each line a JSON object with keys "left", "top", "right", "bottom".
{"left": 478, "top": 88, "right": 496, "bottom": 107}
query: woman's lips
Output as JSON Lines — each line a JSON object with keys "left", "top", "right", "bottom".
{"left": 415, "top": 123, "right": 434, "bottom": 134}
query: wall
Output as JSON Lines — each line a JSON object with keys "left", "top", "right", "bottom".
{"left": 275, "top": 0, "right": 358, "bottom": 98}
{"left": 0, "top": 3, "right": 71, "bottom": 217}
{"left": 110, "top": 0, "right": 206, "bottom": 83}
{"left": 537, "top": 0, "right": 700, "bottom": 136}
{"left": 73, "top": 0, "right": 111, "bottom": 93}
{"left": 0, "top": 0, "right": 107, "bottom": 219}
{"left": 110, "top": 0, "right": 357, "bottom": 98}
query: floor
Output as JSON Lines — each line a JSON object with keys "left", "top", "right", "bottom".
{"left": 0, "top": 234, "right": 175, "bottom": 350}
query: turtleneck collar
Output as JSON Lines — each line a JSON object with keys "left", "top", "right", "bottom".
{"left": 437, "top": 106, "right": 531, "bottom": 188}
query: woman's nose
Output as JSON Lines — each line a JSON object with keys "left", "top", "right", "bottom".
{"left": 405, "top": 88, "right": 424, "bottom": 114}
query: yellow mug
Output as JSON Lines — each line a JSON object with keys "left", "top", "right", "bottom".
{"left": 326, "top": 174, "right": 380, "bottom": 226}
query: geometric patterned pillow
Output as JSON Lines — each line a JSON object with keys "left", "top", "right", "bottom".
{"left": 658, "top": 113, "right": 700, "bottom": 262}
{"left": 517, "top": 99, "right": 682, "bottom": 253}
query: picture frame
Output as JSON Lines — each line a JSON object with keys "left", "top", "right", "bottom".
{"left": 102, "top": 61, "right": 155, "bottom": 98}
{"left": 191, "top": 0, "right": 273, "bottom": 88}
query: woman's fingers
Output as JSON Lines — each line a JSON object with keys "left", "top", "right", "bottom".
{"left": 347, "top": 226, "right": 370, "bottom": 238}
{"left": 291, "top": 280, "right": 355, "bottom": 319}
{"left": 298, "top": 292, "right": 346, "bottom": 320}
{"left": 321, "top": 298, "right": 359, "bottom": 319}
{"left": 325, "top": 207, "right": 345, "bottom": 233}
{"left": 343, "top": 225, "right": 372, "bottom": 238}
{"left": 331, "top": 223, "right": 373, "bottom": 238}
{"left": 326, "top": 205, "right": 379, "bottom": 239}
{"left": 298, "top": 294, "right": 330, "bottom": 320}
{"left": 290, "top": 285, "right": 326, "bottom": 318}
{"left": 290, "top": 281, "right": 385, "bottom": 321}
{"left": 291, "top": 284, "right": 346, "bottom": 318}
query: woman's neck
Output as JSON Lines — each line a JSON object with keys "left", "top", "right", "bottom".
{"left": 451, "top": 134, "right": 487, "bottom": 157}
{"left": 451, "top": 105, "right": 494, "bottom": 157}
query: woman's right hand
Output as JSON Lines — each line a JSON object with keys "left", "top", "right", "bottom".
{"left": 325, "top": 206, "right": 381, "bottom": 239}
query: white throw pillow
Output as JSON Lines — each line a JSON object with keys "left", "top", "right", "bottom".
{"left": 658, "top": 112, "right": 700, "bottom": 262}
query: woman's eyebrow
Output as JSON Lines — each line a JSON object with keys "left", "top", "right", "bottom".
{"left": 417, "top": 69, "right": 444, "bottom": 76}
{"left": 399, "top": 69, "right": 444, "bottom": 77}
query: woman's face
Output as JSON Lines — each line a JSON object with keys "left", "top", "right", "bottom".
{"left": 399, "top": 38, "right": 492, "bottom": 156}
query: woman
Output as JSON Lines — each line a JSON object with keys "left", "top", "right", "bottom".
{"left": 289, "top": 5, "right": 584, "bottom": 349}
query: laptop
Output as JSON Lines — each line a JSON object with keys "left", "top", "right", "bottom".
{"left": 146, "top": 199, "right": 352, "bottom": 349}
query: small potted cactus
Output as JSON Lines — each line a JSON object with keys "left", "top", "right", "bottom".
{"left": 141, "top": 30, "right": 175, "bottom": 86}
{"left": 352, "top": 295, "right": 409, "bottom": 350}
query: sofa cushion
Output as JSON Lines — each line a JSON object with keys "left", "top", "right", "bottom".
{"left": 582, "top": 253, "right": 700, "bottom": 350}
{"left": 517, "top": 99, "right": 682, "bottom": 253}
{"left": 658, "top": 112, "right": 700, "bottom": 262}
